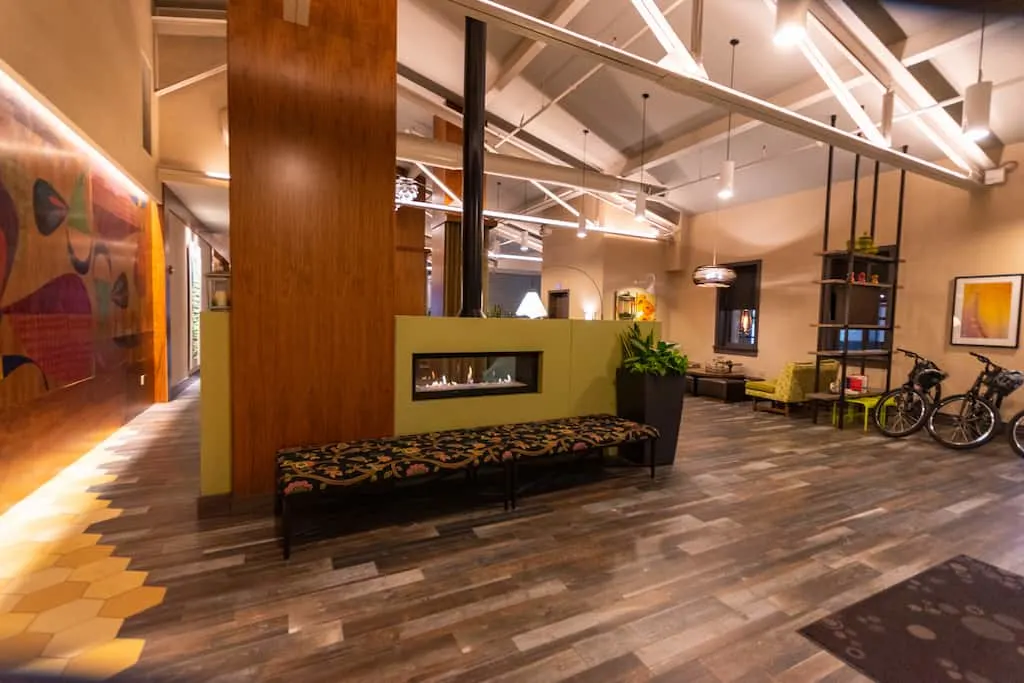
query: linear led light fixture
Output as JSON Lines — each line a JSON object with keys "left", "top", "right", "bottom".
{"left": 489, "top": 251, "right": 542, "bottom": 262}
{"left": 631, "top": 0, "right": 708, "bottom": 78}
{"left": 396, "top": 198, "right": 661, "bottom": 239}
{"left": 0, "top": 59, "right": 149, "bottom": 199}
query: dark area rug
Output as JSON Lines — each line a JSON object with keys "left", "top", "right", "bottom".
{"left": 800, "top": 555, "right": 1024, "bottom": 683}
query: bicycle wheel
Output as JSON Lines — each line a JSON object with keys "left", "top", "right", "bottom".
{"left": 873, "top": 387, "right": 929, "bottom": 437}
{"left": 926, "top": 394, "right": 999, "bottom": 450}
{"left": 1008, "top": 410, "right": 1024, "bottom": 458}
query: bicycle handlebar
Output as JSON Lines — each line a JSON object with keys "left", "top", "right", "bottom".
{"left": 970, "top": 351, "right": 994, "bottom": 366}
{"left": 896, "top": 347, "right": 921, "bottom": 359}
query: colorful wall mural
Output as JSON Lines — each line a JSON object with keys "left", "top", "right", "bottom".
{"left": 0, "top": 75, "right": 161, "bottom": 513}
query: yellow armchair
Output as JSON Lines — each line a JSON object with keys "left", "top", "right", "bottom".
{"left": 745, "top": 360, "right": 839, "bottom": 415}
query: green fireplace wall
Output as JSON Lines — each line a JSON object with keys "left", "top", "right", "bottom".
{"left": 393, "top": 317, "right": 658, "bottom": 435}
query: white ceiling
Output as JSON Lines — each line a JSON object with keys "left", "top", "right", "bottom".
{"left": 157, "top": 0, "right": 1024, "bottom": 238}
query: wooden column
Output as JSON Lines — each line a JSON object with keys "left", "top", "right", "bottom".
{"left": 395, "top": 176, "right": 427, "bottom": 316}
{"left": 228, "top": 0, "right": 396, "bottom": 497}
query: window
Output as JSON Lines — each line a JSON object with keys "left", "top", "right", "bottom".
{"left": 714, "top": 261, "right": 761, "bottom": 356}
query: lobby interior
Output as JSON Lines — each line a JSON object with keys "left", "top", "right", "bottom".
{"left": 3, "top": 0, "right": 1024, "bottom": 680}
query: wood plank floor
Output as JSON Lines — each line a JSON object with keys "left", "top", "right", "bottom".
{"left": 92, "top": 388, "right": 1024, "bottom": 682}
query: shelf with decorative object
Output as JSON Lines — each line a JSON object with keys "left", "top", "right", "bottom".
{"left": 814, "top": 279, "right": 897, "bottom": 289}
{"left": 811, "top": 323, "right": 897, "bottom": 330}
{"left": 813, "top": 251, "right": 905, "bottom": 263}
{"left": 205, "top": 272, "right": 231, "bottom": 311}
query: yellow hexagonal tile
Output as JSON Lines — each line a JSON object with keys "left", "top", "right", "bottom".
{"left": 55, "top": 545, "right": 115, "bottom": 569}
{"left": 64, "top": 638, "right": 144, "bottom": 679}
{"left": 6, "top": 567, "right": 73, "bottom": 595}
{"left": 0, "top": 631, "right": 52, "bottom": 667}
{"left": 83, "top": 570, "right": 147, "bottom": 600}
{"left": 55, "top": 534, "right": 102, "bottom": 554}
{"left": 29, "top": 599, "right": 103, "bottom": 634}
{"left": 12, "top": 656, "right": 68, "bottom": 676}
{"left": 12, "top": 581, "right": 89, "bottom": 614}
{"left": 43, "top": 616, "right": 123, "bottom": 658}
{"left": 99, "top": 586, "right": 166, "bottom": 619}
{"left": 0, "top": 592, "right": 22, "bottom": 613}
{"left": 0, "top": 613, "right": 35, "bottom": 640}
{"left": 69, "top": 557, "right": 130, "bottom": 583}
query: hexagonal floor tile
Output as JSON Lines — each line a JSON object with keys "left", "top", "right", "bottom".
{"left": 6, "top": 567, "right": 73, "bottom": 595}
{"left": 43, "top": 616, "right": 123, "bottom": 658}
{"left": 11, "top": 581, "right": 89, "bottom": 613}
{"left": 29, "top": 599, "right": 103, "bottom": 634}
{"left": 69, "top": 557, "right": 130, "bottom": 583}
{"left": 0, "top": 631, "right": 52, "bottom": 667}
{"left": 83, "top": 570, "right": 147, "bottom": 600}
{"left": 11, "top": 656, "right": 68, "bottom": 676}
{"left": 63, "top": 638, "right": 144, "bottom": 679}
{"left": 99, "top": 586, "right": 166, "bottom": 619}
{"left": 55, "top": 534, "right": 102, "bottom": 554}
{"left": 0, "top": 613, "right": 34, "bottom": 640}
{"left": 55, "top": 545, "right": 115, "bottom": 569}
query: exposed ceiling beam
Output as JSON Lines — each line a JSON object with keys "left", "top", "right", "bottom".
{"left": 488, "top": 0, "right": 591, "bottom": 93}
{"left": 632, "top": 0, "right": 707, "bottom": 78}
{"left": 619, "top": 13, "right": 1015, "bottom": 176}
{"left": 152, "top": 15, "right": 226, "bottom": 37}
{"left": 444, "top": 0, "right": 977, "bottom": 189}
{"left": 156, "top": 63, "right": 227, "bottom": 98}
{"left": 813, "top": 0, "right": 995, "bottom": 171}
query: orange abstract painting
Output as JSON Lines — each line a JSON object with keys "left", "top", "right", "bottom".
{"left": 952, "top": 275, "right": 1023, "bottom": 348}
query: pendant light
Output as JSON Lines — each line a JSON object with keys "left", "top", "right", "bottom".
{"left": 635, "top": 93, "right": 650, "bottom": 222}
{"left": 774, "top": 0, "right": 808, "bottom": 47}
{"left": 692, "top": 186, "right": 736, "bottom": 288}
{"left": 739, "top": 308, "right": 753, "bottom": 336}
{"left": 963, "top": 11, "right": 992, "bottom": 142}
{"left": 718, "top": 39, "right": 739, "bottom": 201}
{"left": 577, "top": 129, "right": 590, "bottom": 238}
{"left": 520, "top": 230, "right": 529, "bottom": 252}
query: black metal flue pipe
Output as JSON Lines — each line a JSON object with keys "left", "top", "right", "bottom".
{"left": 460, "top": 17, "right": 487, "bottom": 317}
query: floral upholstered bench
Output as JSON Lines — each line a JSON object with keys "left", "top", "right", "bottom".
{"left": 275, "top": 414, "right": 659, "bottom": 558}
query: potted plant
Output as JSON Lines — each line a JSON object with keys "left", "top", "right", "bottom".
{"left": 616, "top": 323, "right": 688, "bottom": 465}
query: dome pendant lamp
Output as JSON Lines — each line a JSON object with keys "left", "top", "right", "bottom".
{"left": 718, "top": 38, "right": 739, "bottom": 201}
{"left": 578, "top": 129, "right": 590, "bottom": 238}
{"left": 635, "top": 93, "right": 650, "bottom": 222}
{"left": 963, "top": 11, "right": 993, "bottom": 142}
{"left": 692, "top": 203, "right": 736, "bottom": 288}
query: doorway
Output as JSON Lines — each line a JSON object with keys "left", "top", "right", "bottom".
{"left": 548, "top": 290, "right": 570, "bottom": 319}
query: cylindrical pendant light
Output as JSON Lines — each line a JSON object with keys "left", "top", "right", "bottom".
{"left": 774, "top": 0, "right": 808, "bottom": 47}
{"left": 578, "top": 129, "right": 590, "bottom": 238}
{"left": 635, "top": 92, "right": 650, "bottom": 223}
{"left": 963, "top": 13, "right": 992, "bottom": 142}
{"left": 520, "top": 230, "right": 529, "bottom": 252}
{"left": 964, "top": 81, "right": 993, "bottom": 141}
{"left": 719, "top": 39, "right": 739, "bottom": 202}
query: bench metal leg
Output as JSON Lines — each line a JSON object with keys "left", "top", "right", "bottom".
{"left": 281, "top": 496, "right": 292, "bottom": 560}
{"left": 503, "top": 459, "right": 511, "bottom": 511}
{"left": 510, "top": 458, "right": 518, "bottom": 511}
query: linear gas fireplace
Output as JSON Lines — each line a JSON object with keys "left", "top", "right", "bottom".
{"left": 412, "top": 351, "right": 541, "bottom": 401}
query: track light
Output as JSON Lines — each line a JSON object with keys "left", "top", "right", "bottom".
{"left": 774, "top": 0, "right": 808, "bottom": 47}
{"left": 520, "top": 230, "right": 529, "bottom": 252}
{"left": 718, "top": 160, "right": 735, "bottom": 200}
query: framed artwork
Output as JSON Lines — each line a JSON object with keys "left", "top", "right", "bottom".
{"left": 950, "top": 274, "right": 1024, "bottom": 348}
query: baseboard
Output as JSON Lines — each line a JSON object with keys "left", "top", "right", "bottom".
{"left": 169, "top": 374, "right": 198, "bottom": 400}
{"left": 196, "top": 492, "right": 275, "bottom": 519}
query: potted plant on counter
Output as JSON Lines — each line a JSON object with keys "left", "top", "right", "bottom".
{"left": 616, "top": 323, "right": 688, "bottom": 465}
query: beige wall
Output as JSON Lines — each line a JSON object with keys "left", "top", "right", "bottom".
{"left": 667, "top": 142, "right": 1024, "bottom": 412}
{"left": 166, "top": 211, "right": 190, "bottom": 387}
{"left": 156, "top": 35, "right": 229, "bottom": 174}
{"left": 542, "top": 196, "right": 668, "bottom": 322}
{"left": 0, "top": 0, "right": 158, "bottom": 195}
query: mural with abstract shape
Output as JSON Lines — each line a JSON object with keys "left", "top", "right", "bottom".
{"left": 0, "top": 355, "right": 48, "bottom": 390}
{"left": 0, "top": 179, "right": 17, "bottom": 301}
{"left": 111, "top": 273, "right": 129, "bottom": 309}
{"left": 32, "top": 179, "right": 68, "bottom": 236}
{"left": 2, "top": 274, "right": 93, "bottom": 386}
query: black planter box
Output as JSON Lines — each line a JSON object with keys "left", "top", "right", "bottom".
{"left": 616, "top": 369, "right": 685, "bottom": 466}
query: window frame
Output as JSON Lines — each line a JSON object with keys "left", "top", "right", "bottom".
{"left": 713, "top": 260, "right": 761, "bottom": 357}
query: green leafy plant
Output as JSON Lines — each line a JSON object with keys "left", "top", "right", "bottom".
{"left": 620, "top": 322, "right": 688, "bottom": 376}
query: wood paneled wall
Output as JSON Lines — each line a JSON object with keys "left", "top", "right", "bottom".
{"left": 395, "top": 204, "right": 427, "bottom": 316}
{"left": 228, "top": 0, "right": 397, "bottom": 496}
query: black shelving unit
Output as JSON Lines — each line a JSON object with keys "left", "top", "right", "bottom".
{"left": 812, "top": 115, "right": 908, "bottom": 428}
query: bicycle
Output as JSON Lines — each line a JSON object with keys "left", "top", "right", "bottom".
{"left": 872, "top": 348, "right": 947, "bottom": 438}
{"left": 925, "top": 352, "right": 1024, "bottom": 450}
